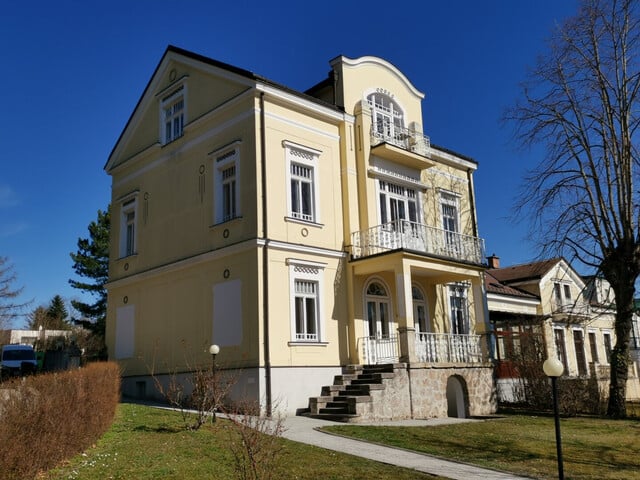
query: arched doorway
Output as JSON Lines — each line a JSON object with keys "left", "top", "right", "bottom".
{"left": 365, "top": 280, "right": 392, "bottom": 338}
{"left": 446, "top": 375, "right": 468, "bottom": 418}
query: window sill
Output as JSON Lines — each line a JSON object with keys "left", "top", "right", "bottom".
{"left": 210, "top": 216, "right": 243, "bottom": 228}
{"left": 117, "top": 253, "right": 138, "bottom": 261}
{"left": 284, "top": 216, "right": 324, "bottom": 228}
{"left": 288, "top": 341, "right": 329, "bottom": 347}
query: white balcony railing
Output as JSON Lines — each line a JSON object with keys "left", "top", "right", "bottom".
{"left": 552, "top": 301, "right": 591, "bottom": 317}
{"left": 370, "top": 120, "right": 431, "bottom": 157}
{"left": 415, "top": 332, "right": 483, "bottom": 363}
{"left": 351, "top": 220, "right": 485, "bottom": 264}
{"left": 358, "top": 335, "right": 399, "bottom": 365}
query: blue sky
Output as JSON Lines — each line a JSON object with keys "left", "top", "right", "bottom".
{"left": 0, "top": 0, "right": 579, "bottom": 326}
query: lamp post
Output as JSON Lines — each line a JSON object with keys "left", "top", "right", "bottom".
{"left": 209, "top": 344, "right": 220, "bottom": 373}
{"left": 208, "top": 344, "right": 220, "bottom": 422}
{"left": 543, "top": 357, "right": 565, "bottom": 480}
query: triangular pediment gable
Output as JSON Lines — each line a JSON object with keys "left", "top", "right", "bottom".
{"left": 540, "top": 258, "right": 586, "bottom": 291}
{"left": 104, "top": 45, "right": 259, "bottom": 173}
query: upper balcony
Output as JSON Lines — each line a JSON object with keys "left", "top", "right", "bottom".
{"left": 351, "top": 220, "right": 486, "bottom": 265}
{"left": 369, "top": 121, "right": 434, "bottom": 170}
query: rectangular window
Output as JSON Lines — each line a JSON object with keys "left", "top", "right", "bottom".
{"left": 573, "top": 329, "right": 588, "bottom": 376}
{"left": 379, "top": 181, "right": 418, "bottom": 231}
{"left": 449, "top": 284, "right": 469, "bottom": 335}
{"left": 588, "top": 331, "right": 599, "bottom": 363}
{"left": 161, "top": 87, "right": 185, "bottom": 144}
{"left": 213, "top": 145, "right": 240, "bottom": 224}
{"left": 294, "top": 280, "right": 318, "bottom": 341}
{"left": 554, "top": 283, "right": 563, "bottom": 304}
{"left": 554, "top": 328, "right": 568, "bottom": 373}
{"left": 563, "top": 284, "right": 572, "bottom": 301}
{"left": 291, "top": 163, "right": 314, "bottom": 221}
{"left": 288, "top": 258, "right": 326, "bottom": 344}
{"left": 603, "top": 332, "right": 612, "bottom": 363}
{"left": 119, "top": 197, "right": 138, "bottom": 258}
{"left": 440, "top": 192, "right": 460, "bottom": 254}
{"left": 285, "top": 142, "right": 321, "bottom": 223}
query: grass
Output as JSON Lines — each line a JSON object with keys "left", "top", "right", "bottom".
{"left": 43, "top": 403, "right": 443, "bottom": 480}
{"left": 322, "top": 414, "right": 640, "bottom": 480}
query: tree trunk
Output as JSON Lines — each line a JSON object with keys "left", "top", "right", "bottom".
{"left": 602, "top": 251, "right": 639, "bottom": 419}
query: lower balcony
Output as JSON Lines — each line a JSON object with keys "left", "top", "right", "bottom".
{"left": 351, "top": 220, "right": 485, "bottom": 264}
{"left": 416, "top": 332, "right": 483, "bottom": 364}
{"left": 358, "top": 333, "right": 484, "bottom": 365}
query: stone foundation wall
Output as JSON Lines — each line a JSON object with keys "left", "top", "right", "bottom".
{"left": 352, "top": 363, "right": 497, "bottom": 421}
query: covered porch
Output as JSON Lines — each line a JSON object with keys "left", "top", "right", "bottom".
{"left": 348, "top": 250, "right": 489, "bottom": 366}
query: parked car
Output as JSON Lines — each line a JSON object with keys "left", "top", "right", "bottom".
{"left": 0, "top": 344, "right": 38, "bottom": 379}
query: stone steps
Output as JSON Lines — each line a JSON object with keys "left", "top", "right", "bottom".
{"left": 305, "top": 364, "right": 397, "bottom": 422}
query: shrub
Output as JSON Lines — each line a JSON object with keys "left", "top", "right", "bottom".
{"left": 0, "top": 362, "right": 120, "bottom": 480}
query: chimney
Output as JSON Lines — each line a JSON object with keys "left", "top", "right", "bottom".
{"left": 487, "top": 254, "right": 500, "bottom": 269}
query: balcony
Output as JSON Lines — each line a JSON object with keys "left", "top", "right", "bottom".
{"left": 416, "top": 333, "right": 483, "bottom": 363}
{"left": 351, "top": 220, "right": 485, "bottom": 265}
{"left": 357, "top": 333, "right": 483, "bottom": 365}
{"left": 369, "top": 121, "right": 433, "bottom": 169}
{"left": 551, "top": 301, "right": 591, "bottom": 318}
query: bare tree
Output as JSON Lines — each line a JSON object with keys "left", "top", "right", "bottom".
{"left": 0, "top": 257, "right": 30, "bottom": 330}
{"left": 506, "top": 0, "right": 640, "bottom": 417}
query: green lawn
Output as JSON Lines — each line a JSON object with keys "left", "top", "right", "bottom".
{"left": 43, "top": 403, "right": 443, "bottom": 480}
{"left": 323, "top": 415, "right": 640, "bottom": 480}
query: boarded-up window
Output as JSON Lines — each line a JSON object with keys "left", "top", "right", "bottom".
{"left": 212, "top": 279, "right": 242, "bottom": 346}
{"left": 115, "top": 305, "right": 135, "bottom": 359}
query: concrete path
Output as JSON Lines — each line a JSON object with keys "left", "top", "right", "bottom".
{"left": 281, "top": 415, "right": 532, "bottom": 480}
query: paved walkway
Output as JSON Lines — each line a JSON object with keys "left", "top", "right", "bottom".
{"left": 281, "top": 415, "right": 532, "bottom": 480}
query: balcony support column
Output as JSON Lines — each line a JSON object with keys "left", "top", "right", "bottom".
{"left": 395, "top": 261, "right": 417, "bottom": 363}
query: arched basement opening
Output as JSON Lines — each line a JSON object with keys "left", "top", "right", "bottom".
{"left": 446, "top": 375, "right": 468, "bottom": 418}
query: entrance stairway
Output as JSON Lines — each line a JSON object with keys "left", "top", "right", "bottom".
{"left": 304, "top": 364, "right": 396, "bottom": 422}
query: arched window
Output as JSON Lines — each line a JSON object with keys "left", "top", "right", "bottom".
{"left": 367, "top": 92, "right": 404, "bottom": 140}
{"left": 365, "top": 280, "right": 392, "bottom": 338}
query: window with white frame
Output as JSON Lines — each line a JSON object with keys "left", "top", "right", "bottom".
{"left": 367, "top": 91, "right": 404, "bottom": 142}
{"left": 603, "top": 331, "right": 612, "bottom": 363}
{"left": 161, "top": 86, "right": 185, "bottom": 144}
{"left": 213, "top": 146, "right": 240, "bottom": 223}
{"left": 588, "top": 330, "right": 599, "bottom": 363}
{"left": 287, "top": 259, "right": 326, "bottom": 343}
{"left": 440, "top": 192, "right": 460, "bottom": 251}
{"left": 379, "top": 180, "right": 418, "bottom": 230}
{"left": 448, "top": 283, "right": 469, "bottom": 335}
{"left": 554, "top": 327, "right": 569, "bottom": 373}
{"left": 285, "top": 141, "right": 321, "bottom": 223}
{"left": 553, "top": 282, "right": 572, "bottom": 307}
{"left": 119, "top": 195, "right": 138, "bottom": 258}
{"left": 573, "top": 329, "right": 588, "bottom": 376}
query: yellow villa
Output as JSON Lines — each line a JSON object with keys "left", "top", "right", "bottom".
{"left": 104, "top": 46, "right": 495, "bottom": 420}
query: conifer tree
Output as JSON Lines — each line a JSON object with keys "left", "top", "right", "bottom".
{"left": 69, "top": 207, "right": 110, "bottom": 337}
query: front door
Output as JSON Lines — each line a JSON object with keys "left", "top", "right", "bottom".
{"left": 364, "top": 281, "right": 396, "bottom": 364}
{"left": 366, "top": 281, "right": 391, "bottom": 337}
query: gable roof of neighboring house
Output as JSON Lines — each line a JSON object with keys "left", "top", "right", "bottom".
{"left": 488, "top": 258, "right": 564, "bottom": 285}
{"left": 485, "top": 270, "right": 539, "bottom": 300}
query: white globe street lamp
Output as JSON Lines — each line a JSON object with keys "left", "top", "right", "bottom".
{"left": 543, "top": 357, "right": 564, "bottom": 479}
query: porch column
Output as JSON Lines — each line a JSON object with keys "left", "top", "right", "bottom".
{"left": 471, "top": 276, "right": 488, "bottom": 361}
{"left": 395, "top": 261, "right": 417, "bottom": 363}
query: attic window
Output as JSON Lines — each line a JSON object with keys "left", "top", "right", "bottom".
{"left": 161, "top": 86, "right": 185, "bottom": 144}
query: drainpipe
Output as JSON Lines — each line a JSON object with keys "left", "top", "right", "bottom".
{"left": 260, "top": 91, "right": 272, "bottom": 416}
{"left": 466, "top": 169, "right": 479, "bottom": 240}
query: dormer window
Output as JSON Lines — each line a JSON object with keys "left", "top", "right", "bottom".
{"left": 161, "top": 86, "right": 185, "bottom": 144}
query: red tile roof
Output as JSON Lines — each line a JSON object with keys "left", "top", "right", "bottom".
{"left": 488, "top": 258, "right": 562, "bottom": 284}
{"left": 485, "top": 270, "right": 539, "bottom": 299}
